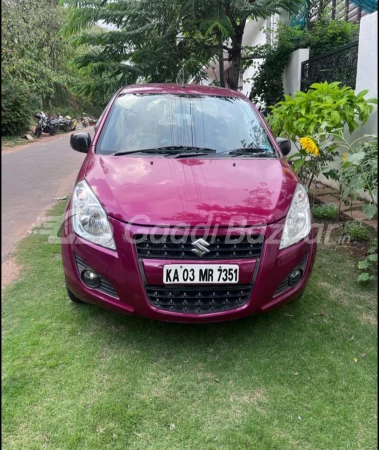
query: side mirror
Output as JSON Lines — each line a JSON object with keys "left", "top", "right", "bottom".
{"left": 276, "top": 137, "right": 291, "bottom": 156}
{"left": 70, "top": 132, "right": 91, "bottom": 153}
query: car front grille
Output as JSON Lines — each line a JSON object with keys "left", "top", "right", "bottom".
{"left": 146, "top": 284, "right": 252, "bottom": 314}
{"left": 134, "top": 234, "right": 263, "bottom": 260}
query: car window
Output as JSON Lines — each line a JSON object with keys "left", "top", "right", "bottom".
{"left": 96, "top": 94, "right": 275, "bottom": 155}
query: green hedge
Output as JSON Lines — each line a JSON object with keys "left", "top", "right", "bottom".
{"left": 1, "top": 81, "right": 35, "bottom": 136}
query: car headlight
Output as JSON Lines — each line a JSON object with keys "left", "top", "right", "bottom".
{"left": 72, "top": 180, "right": 116, "bottom": 250}
{"left": 280, "top": 183, "right": 311, "bottom": 250}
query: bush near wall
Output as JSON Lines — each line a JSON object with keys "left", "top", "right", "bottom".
{"left": 1, "top": 81, "right": 35, "bottom": 136}
{"left": 305, "top": 19, "right": 359, "bottom": 58}
{"left": 249, "top": 18, "right": 359, "bottom": 112}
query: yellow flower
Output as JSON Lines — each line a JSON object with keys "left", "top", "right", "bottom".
{"left": 342, "top": 153, "right": 347, "bottom": 161}
{"left": 299, "top": 137, "right": 320, "bottom": 157}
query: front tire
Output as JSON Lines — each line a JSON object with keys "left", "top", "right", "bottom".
{"left": 66, "top": 283, "right": 85, "bottom": 304}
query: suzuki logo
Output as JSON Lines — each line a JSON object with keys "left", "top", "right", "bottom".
{"left": 191, "top": 238, "right": 210, "bottom": 257}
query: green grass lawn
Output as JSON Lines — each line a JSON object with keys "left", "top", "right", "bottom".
{"left": 2, "top": 203, "right": 377, "bottom": 450}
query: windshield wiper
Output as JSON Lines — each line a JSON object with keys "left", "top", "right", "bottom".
{"left": 112, "top": 146, "right": 217, "bottom": 156}
{"left": 227, "top": 147, "right": 276, "bottom": 157}
{"left": 164, "top": 146, "right": 217, "bottom": 158}
{"left": 166, "top": 150, "right": 217, "bottom": 159}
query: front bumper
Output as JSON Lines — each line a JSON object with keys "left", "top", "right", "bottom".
{"left": 61, "top": 213, "right": 317, "bottom": 323}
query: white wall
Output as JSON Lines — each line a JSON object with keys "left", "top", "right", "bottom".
{"left": 240, "top": 18, "right": 272, "bottom": 96}
{"left": 349, "top": 11, "right": 378, "bottom": 140}
{"left": 281, "top": 48, "right": 310, "bottom": 157}
{"left": 283, "top": 48, "right": 310, "bottom": 97}
{"left": 319, "top": 11, "right": 378, "bottom": 194}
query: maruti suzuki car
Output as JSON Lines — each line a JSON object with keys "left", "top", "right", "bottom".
{"left": 61, "top": 84, "right": 317, "bottom": 323}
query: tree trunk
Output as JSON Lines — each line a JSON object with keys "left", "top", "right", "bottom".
{"left": 218, "top": 33, "right": 225, "bottom": 88}
{"left": 228, "top": 48, "right": 241, "bottom": 90}
{"left": 228, "top": 22, "right": 245, "bottom": 91}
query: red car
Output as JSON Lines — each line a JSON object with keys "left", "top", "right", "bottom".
{"left": 61, "top": 84, "right": 317, "bottom": 323}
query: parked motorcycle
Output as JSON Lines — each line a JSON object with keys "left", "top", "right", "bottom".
{"left": 34, "top": 112, "right": 60, "bottom": 137}
{"left": 81, "top": 113, "right": 89, "bottom": 128}
{"left": 58, "top": 114, "right": 77, "bottom": 132}
{"left": 45, "top": 116, "right": 60, "bottom": 136}
{"left": 34, "top": 112, "right": 46, "bottom": 138}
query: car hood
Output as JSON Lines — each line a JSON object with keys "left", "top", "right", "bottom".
{"left": 84, "top": 154, "right": 298, "bottom": 227}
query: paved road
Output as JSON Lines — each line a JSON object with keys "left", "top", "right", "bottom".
{"left": 2, "top": 130, "right": 92, "bottom": 261}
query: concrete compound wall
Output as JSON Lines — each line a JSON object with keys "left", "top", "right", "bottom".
{"left": 350, "top": 11, "right": 378, "bottom": 140}
{"left": 282, "top": 48, "right": 310, "bottom": 157}
{"left": 283, "top": 48, "right": 310, "bottom": 98}
{"left": 318, "top": 11, "right": 378, "bottom": 194}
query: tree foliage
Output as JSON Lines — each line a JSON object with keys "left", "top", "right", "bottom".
{"left": 64, "top": 0, "right": 214, "bottom": 103}
{"left": 1, "top": 0, "right": 73, "bottom": 105}
{"left": 1, "top": 81, "right": 34, "bottom": 136}
{"left": 249, "top": 24, "right": 302, "bottom": 112}
{"left": 65, "top": 0, "right": 303, "bottom": 98}
{"left": 303, "top": 18, "right": 358, "bottom": 58}
{"left": 1, "top": 0, "right": 304, "bottom": 135}
{"left": 1, "top": 0, "right": 106, "bottom": 133}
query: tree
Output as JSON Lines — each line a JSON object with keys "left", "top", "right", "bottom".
{"left": 65, "top": 0, "right": 304, "bottom": 96}
{"left": 181, "top": 0, "right": 303, "bottom": 89}
{"left": 65, "top": 0, "right": 216, "bottom": 101}
{"left": 1, "top": 0, "right": 71, "bottom": 107}
{"left": 1, "top": 0, "right": 97, "bottom": 117}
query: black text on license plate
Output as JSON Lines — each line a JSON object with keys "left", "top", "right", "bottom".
{"left": 163, "top": 264, "right": 239, "bottom": 284}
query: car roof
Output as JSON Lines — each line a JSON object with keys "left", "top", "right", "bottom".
{"left": 119, "top": 83, "right": 248, "bottom": 98}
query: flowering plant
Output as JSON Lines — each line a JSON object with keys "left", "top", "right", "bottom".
{"left": 319, "top": 130, "right": 378, "bottom": 283}
{"left": 267, "top": 82, "right": 377, "bottom": 188}
{"left": 290, "top": 133, "right": 338, "bottom": 188}
{"left": 299, "top": 137, "right": 319, "bottom": 157}
{"left": 325, "top": 132, "right": 378, "bottom": 219}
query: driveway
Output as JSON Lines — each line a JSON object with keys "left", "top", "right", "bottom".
{"left": 2, "top": 130, "right": 92, "bottom": 261}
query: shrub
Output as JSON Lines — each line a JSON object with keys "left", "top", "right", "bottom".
{"left": 341, "top": 221, "right": 371, "bottom": 242}
{"left": 249, "top": 24, "right": 301, "bottom": 111}
{"left": 267, "top": 82, "right": 377, "bottom": 188}
{"left": 268, "top": 82, "right": 376, "bottom": 143}
{"left": 1, "top": 81, "right": 34, "bottom": 136}
{"left": 358, "top": 243, "right": 378, "bottom": 282}
{"left": 339, "top": 136, "right": 378, "bottom": 220}
{"left": 248, "top": 18, "right": 358, "bottom": 113}
{"left": 305, "top": 19, "right": 359, "bottom": 58}
{"left": 311, "top": 203, "right": 338, "bottom": 220}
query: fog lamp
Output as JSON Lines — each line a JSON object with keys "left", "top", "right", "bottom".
{"left": 288, "top": 268, "right": 303, "bottom": 286}
{"left": 81, "top": 270, "right": 101, "bottom": 288}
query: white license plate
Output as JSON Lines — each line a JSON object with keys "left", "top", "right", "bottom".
{"left": 163, "top": 264, "right": 239, "bottom": 284}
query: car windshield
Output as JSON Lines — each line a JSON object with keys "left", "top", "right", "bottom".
{"left": 96, "top": 93, "right": 276, "bottom": 156}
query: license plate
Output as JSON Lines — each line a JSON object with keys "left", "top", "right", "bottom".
{"left": 163, "top": 264, "right": 239, "bottom": 284}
